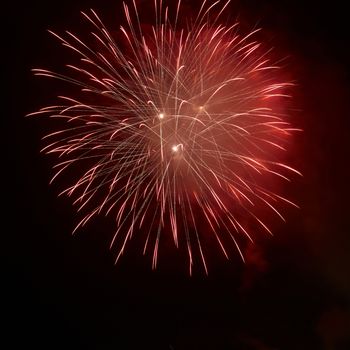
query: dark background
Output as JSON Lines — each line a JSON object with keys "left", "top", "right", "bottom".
{"left": 5, "top": 0, "right": 350, "bottom": 349}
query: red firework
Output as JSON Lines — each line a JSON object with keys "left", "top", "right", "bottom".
{"left": 28, "top": 0, "right": 301, "bottom": 274}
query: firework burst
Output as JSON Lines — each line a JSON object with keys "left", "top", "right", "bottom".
{"left": 29, "top": 0, "right": 301, "bottom": 274}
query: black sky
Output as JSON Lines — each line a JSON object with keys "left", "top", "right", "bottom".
{"left": 5, "top": 1, "right": 350, "bottom": 349}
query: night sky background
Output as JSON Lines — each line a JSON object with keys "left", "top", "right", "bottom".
{"left": 5, "top": 0, "right": 350, "bottom": 349}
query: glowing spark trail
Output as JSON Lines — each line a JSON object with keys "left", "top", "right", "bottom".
{"left": 29, "top": 0, "right": 301, "bottom": 274}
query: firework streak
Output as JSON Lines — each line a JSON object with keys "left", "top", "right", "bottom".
{"left": 29, "top": 0, "right": 301, "bottom": 274}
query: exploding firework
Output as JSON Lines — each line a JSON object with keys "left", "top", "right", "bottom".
{"left": 29, "top": 0, "right": 301, "bottom": 274}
